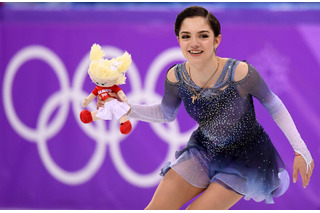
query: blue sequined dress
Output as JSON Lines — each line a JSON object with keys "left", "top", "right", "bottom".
{"left": 130, "top": 58, "right": 290, "bottom": 204}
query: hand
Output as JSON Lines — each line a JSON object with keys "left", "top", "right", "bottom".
{"left": 121, "top": 96, "right": 129, "bottom": 104}
{"left": 108, "top": 92, "right": 122, "bottom": 102}
{"left": 293, "top": 153, "right": 314, "bottom": 188}
{"left": 96, "top": 95, "right": 105, "bottom": 110}
{"left": 116, "top": 91, "right": 129, "bottom": 104}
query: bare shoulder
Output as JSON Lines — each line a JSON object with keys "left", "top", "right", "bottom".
{"left": 234, "top": 61, "right": 249, "bottom": 82}
{"left": 166, "top": 66, "right": 178, "bottom": 83}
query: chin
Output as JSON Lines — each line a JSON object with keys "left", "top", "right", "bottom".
{"left": 187, "top": 57, "right": 207, "bottom": 64}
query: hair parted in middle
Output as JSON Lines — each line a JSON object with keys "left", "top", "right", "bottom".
{"left": 174, "top": 6, "right": 221, "bottom": 37}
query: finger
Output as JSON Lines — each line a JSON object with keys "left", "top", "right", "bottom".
{"left": 96, "top": 96, "right": 102, "bottom": 109}
{"left": 109, "top": 92, "right": 116, "bottom": 97}
{"left": 306, "top": 166, "right": 312, "bottom": 186}
{"left": 293, "top": 167, "right": 299, "bottom": 183}
{"left": 307, "top": 173, "right": 311, "bottom": 186}
{"left": 306, "top": 171, "right": 310, "bottom": 186}
{"left": 300, "top": 170, "right": 308, "bottom": 188}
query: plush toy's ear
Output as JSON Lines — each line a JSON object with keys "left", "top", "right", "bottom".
{"left": 90, "top": 44, "right": 105, "bottom": 61}
{"left": 116, "top": 51, "right": 132, "bottom": 73}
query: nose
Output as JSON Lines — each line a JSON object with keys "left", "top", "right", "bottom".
{"left": 190, "top": 37, "right": 200, "bottom": 49}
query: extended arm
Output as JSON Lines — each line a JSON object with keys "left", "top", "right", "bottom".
{"left": 128, "top": 69, "right": 182, "bottom": 123}
{"left": 238, "top": 62, "right": 313, "bottom": 187}
{"left": 263, "top": 93, "right": 314, "bottom": 187}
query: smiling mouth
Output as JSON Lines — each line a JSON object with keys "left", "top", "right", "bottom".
{"left": 189, "top": 50, "right": 203, "bottom": 54}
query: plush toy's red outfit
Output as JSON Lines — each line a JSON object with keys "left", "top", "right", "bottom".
{"left": 92, "top": 85, "right": 122, "bottom": 101}
{"left": 80, "top": 85, "right": 132, "bottom": 134}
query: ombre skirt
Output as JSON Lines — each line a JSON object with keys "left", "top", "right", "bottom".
{"left": 160, "top": 127, "right": 289, "bottom": 204}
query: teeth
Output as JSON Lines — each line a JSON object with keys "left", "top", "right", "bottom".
{"left": 189, "top": 51, "right": 203, "bottom": 54}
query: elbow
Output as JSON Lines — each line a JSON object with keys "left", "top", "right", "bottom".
{"left": 166, "top": 116, "right": 175, "bottom": 122}
{"left": 262, "top": 93, "right": 284, "bottom": 115}
{"left": 160, "top": 104, "right": 178, "bottom": 122}
{"left": 164, "top": 113, "right": 176, "bottom": 122}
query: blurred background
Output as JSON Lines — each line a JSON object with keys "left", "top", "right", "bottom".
{"left": 1, "top": 2, "right": 320, "bottom": 210}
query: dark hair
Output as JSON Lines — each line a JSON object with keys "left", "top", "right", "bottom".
{"left": 174, "top": 6, "right": 221, "bottom": 37}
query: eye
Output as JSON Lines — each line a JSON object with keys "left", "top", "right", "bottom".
{"left": 200, "top": 34, "right": 209, "bottom": 38}
{"left": 181, "top": 34, "right": 190, "bottom": 39}
{"left": 101, "top": 83, "right": 105, "bottom": 86}
{"left": 95, "top": 82, "right": 99, "bottom": 85}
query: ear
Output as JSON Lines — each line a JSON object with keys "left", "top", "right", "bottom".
{"left": 214, "top": 34, "right": 222, "bottom": 49}
{"left": 176, "top": 36, "right": 180, "bottom": 43}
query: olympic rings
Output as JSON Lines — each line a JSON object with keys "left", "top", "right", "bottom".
{"left": 3, "top": 44, "right": 198, "bottom": 187}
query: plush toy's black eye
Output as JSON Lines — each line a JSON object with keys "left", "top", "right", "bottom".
{"left": 101, "top": 83, "right": 105, "bottom": 86}
{"left": 96, "top": 82, "right": 99, "bottom": 85}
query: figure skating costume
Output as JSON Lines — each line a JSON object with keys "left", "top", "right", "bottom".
{"left": 128, "top": 59, "right": 312, "bottom": 203}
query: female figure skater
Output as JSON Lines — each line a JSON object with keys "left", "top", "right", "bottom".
{"left": 99, "top": 6, "right": 314, "bottom": 210}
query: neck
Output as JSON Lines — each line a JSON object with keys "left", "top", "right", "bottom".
{"left": 188, "top": 55, "right": 219, "bottom": 76}
{"left": 187, "top": 56, "right": 221, "bottom": 88}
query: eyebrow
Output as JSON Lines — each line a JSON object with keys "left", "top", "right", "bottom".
{"left": 180, "top": 30, "right": 210, "bottom": 34}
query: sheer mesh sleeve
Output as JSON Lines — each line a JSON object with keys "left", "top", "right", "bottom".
{"left": 128, "top": 78, "right": 182, "bottom": 123}
{"left": 237, "top": 63, "right": 312, "bottom": 170}
{"left": 237, "top": 63, "right": 274, "bottom": 104}
{"left": 263, "top": 93, "right": 312, "bottom": 168}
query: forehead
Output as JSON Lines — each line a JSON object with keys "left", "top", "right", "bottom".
{"left": 180, "top": 16, "right": 212, "bottom": 33}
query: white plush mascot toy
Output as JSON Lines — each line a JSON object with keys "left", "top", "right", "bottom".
{"left": 80, "top": 43, "right": 132, "bottom": 135}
